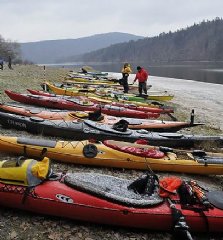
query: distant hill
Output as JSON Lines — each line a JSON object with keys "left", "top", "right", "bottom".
{"left": 76, "top": 18, "right": 223, "bottom": 62}
{"left": 20, "top": 32, "right": 144, "bottom": 64}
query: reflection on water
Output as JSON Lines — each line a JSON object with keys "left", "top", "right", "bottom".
{"left": 147, "top": 61, "right": 223, "bottom": 85}
{"left": 45, "top": 61, "right": 223, "bottom": 85}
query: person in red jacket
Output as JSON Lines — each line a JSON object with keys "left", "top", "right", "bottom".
{"left": 133, "top": 66, "right": 149, "bottom": 96}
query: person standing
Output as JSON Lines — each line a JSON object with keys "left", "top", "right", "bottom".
{"left": 0, "top": 58, "right": 3, "bottom": 70}
{"left": 121, "top": 63, "right": 132, "bottom": 93}
{"left": 133, "top": 66, "right": 149, "bottom": 96}
{"left": 8, "top": 56, "right": 13, "bottom": 69}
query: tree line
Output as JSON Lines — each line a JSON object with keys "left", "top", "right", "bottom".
{"left": 0, "top": 35, "right": 21, "bottom": 63}
{"left": 76, "top": 18, "right": 223, "bottom": 63}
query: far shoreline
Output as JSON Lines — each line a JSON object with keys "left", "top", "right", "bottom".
{"left": 37, "top": 61, "right": 223, "bottom": 85}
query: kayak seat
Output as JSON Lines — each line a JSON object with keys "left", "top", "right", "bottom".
{"left": 84, "top": 120, "right": 132, "bottom": 135}
{"left": 112, "top": 120, "right": 129, "bottom": 132}
{"left": 64, "top": 173, "right": 163, "bottom": 207}
{"left": 158, "top": 133, "right": 183, "bottom": 139}
{"left": 30, "top": 117, "right": 44, "bottom": 122}
{"left": 29, "top": 109, "right": 41, "bottom": 114}
{"left": 70, "top": 112, "right": 89, "bottom": 119}
{"left": 88, "top": 108, "right": 104, "bottom": 121}
{"left": 120, "top": 118, "right": 143, "bottom": 125}
{"left": 103, "top": 140, "right": 165, "bottom": 158}
{"left": 27, "top": 94, "right": 41, "bottom": 99}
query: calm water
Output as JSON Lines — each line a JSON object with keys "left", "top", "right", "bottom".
{"left": 44, "top": 61, "right": 223, "bottom": 85}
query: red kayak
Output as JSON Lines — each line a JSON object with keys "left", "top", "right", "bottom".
{"left": 0, "top": 162, "right": 223, "bottom": 234}
{"left": 5, "top": 90, "right": 160, "bottom": 119}
{"left": 27, "top": 89, "right": 173, "bottom": 114}
{"left": 27, "top": 89, "right": 54, "bottom": 97}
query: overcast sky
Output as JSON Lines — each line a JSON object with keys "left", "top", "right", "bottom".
{"left": 1, "top": 0, "right": 223, "bottom": 43}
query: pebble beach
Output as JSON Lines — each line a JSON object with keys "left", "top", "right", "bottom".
{"left": 0, "top": 65, "right": 222, "bottom": 240}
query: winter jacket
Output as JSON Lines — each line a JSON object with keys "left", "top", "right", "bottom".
{"left": 134, "top": 68, "right": 148, "bottom": 83}
{"left": 121, "top": 65, "right": 132, "bottom": 75}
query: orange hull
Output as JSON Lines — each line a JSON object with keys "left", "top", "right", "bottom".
{"left": 0, "top": 103, "right": 202, "bottom": 131}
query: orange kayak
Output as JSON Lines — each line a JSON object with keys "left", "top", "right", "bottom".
{"left": 0, "top": 103, "right": 203, "bottom": 132}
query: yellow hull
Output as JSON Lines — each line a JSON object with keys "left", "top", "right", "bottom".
{"left": 147, "top": 95, "right": 174, "bottom": 101}
{"left": 0, "top": 135, "right": 222, "bottom": 175}
{"left": 46, "top": 82, "right": 164, "bottom": 107}
{"left": 68, "top": 86, "right": 96, "bottom": 93}
{"left": 46, "top": 82, "right": 95, "bottom": 97}
{"left": 89, "top": 97, "right": 167, "bottom": 107}
{"left": 64, "top": 77, "right": 117, "bottom": 85}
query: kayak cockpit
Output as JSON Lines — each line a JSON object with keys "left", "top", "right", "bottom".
{"left": 64, "top": 173, "right": 163, "bottom": 207}
{"left": 103, "top": 140, "right": 165, "bottom": 158}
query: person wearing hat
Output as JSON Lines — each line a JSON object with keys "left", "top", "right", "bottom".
{"left": 120, "top": 63, "right": 132, "bottom": 93}
{"left": 133, "top": 66, "right": 149, "bottom": 96}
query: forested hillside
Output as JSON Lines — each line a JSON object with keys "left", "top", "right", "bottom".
{"left": 77, "top": 18, "right": 223, "bottom": 62}
{"left": 20, "top": 32, "right": 143, "bottom": 64}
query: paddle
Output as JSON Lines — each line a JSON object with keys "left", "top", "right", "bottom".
{"left": 129, "top": 148, "right": 193, "bottom": 240}
{"left": 159, "top": 146, "right": 207, "bottom": 157}
{"left": 167, "top": 198, "right": 194, "bottom": 240}
{"left": 150, "top": 101, "right": 178, "bottom": 121}
{"left": 166, "top": 112, "right": 178, "bottom": 121}
{"left": 158, "top": 146, "right": 207, "bottom": 157}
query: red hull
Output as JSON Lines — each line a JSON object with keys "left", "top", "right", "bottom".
{"left": 27, "top": 89, "right": 54, "bottom": 97}
{"left": 0, "top": 179, "right": 223, "bottom": 232}
{"left": 5, "top": 90, "right": 160, "bottom": 119}
{"left": 27, "top": 89, "right": 173, "bottom": 114}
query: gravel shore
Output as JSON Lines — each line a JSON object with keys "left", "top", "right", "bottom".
{"left": 149, "top": 76, "right": 223, "bottom": 131}
{"left": 0, "top": 65, "right": 222, "bottom": 240}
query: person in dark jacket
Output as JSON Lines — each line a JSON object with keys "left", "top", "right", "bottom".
{"left": 133, "top": 66, "right": 149, "bottom": 96}
{"left": 0, "top": 58, "right": 3, "bottom": 70}
{"left": 8, "top": 56, "right": 13, "bottom": 69}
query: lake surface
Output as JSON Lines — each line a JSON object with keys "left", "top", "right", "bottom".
{"left": 43, "top": 61, "right": 223, "bottom": 85}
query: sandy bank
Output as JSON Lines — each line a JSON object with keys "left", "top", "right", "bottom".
{"left": 149, "top": 76, "right": 223, "bottom": 130}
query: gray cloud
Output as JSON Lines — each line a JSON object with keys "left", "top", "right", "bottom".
{"left": 0, "top": 0, "right": 223, "bottom": 42}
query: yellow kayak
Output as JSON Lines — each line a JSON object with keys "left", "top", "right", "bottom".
{"left": 147, "top": 95, "right": 174, "bottom": 101}
{"left": 88, "top": 96, "right": 167, "bottom": 107}
{"left": 64, "top": 76, "right": 117, "bottom": 84}
{"left": 63, "top": 80, "right": 139, "bottom": 91}
{"left": 45, "top": 82, "right": 170, "bottom": 107}
{"left": 45, "top": 81, "right": 96, "bottom": 97}
{"left": 63, "top": 86, "right": 96, "bottom": 93}
{"left": 0, "top": 135, "right": 222, "bottom": 175}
